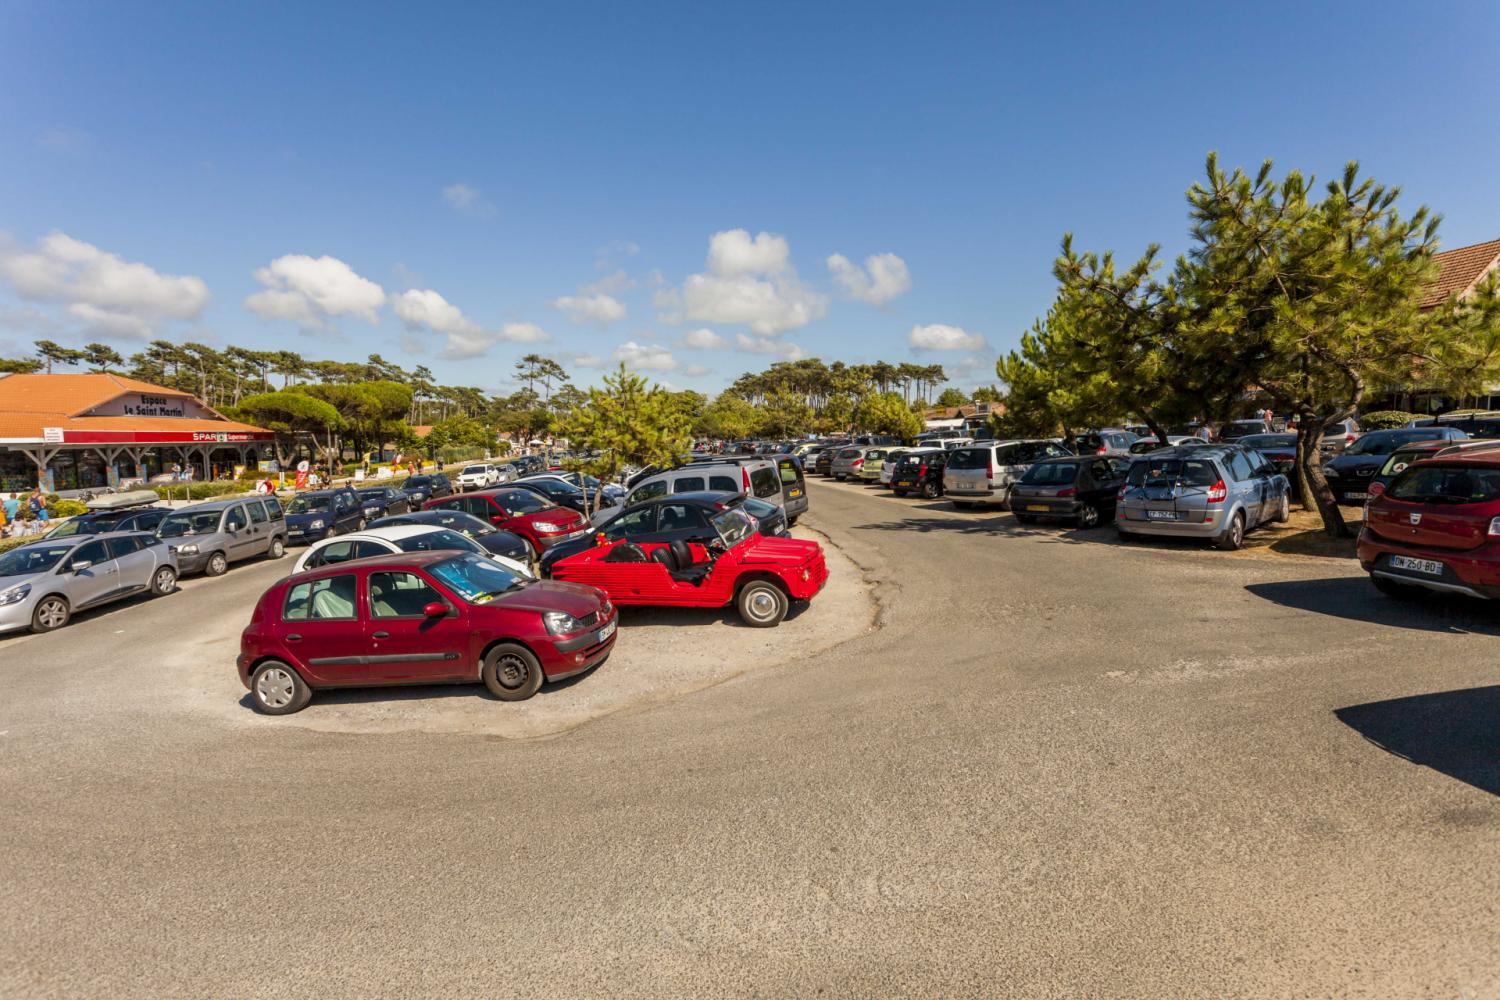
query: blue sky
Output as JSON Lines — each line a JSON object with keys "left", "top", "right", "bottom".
{"left": 1, "top": 1, "right": 1497, "bottom": 396}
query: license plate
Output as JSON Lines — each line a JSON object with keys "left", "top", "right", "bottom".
{"left": 788, "top": 488, "right": 802, "bottom": 497}
{"left": 1390, "top": 555, "right": 1443, "bottom": 576}
{"left": 895, "top": 480, "right": 912, "bottom": 488}
{"left": 1345, "top": 491, "right": 1367, "bottom": 500}
{"left": 1026, "top": 504, "right": 1049, "bottom": 512}
{"left": 596, "top": 619, "right": 617, "bottom": 643}
{"left": 1146, "top": 510, "right": 1181, "bottom": 521}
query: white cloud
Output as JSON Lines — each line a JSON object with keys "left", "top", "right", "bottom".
{"left": 707, "top": 229, "right": 790, "bottom": 276}
{"left": 827, "top": 251, "right": 911, "bottom": 306}
{"left": 441, "top": 182, "right": 495, "bottom": 218}
{"left": 735, "top": 333, "right": 806, "bottom": 360}
{"left": 499, "top": 322, "right": 550, "bottom": 343}
{"left": 679, "top": 327, "right": 728, "bottom": 349}
{"left": 582, "top": 269, "right": 635, "bottom": 295}
{"left": 552, "top": 292, "right": 626, "bottom": 326}
{"left": 664, "top": 229, "right": 827, "bottom": 336}
{"left": 577, "top": 340, "right": 687, "bottom": 373}
{"left": 394, "top": 289, "right": 551, "bottom": 360}
{"left": 0, "top": 231, "right": 209, "bottom": 340}
{"left": 245, "top": 254, "right": 385, "bottom": 328}
{"left": 909, "top": 323, "right": 987, "bottom": 351}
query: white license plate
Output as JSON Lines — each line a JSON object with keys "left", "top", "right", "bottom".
{"left": 596, "top": 619, "right": 617, "bottom": 643}
{"left": 1146, "top": 510, "right": 1181, "bottom": 521}
{"left": 1345, "top": 491, "right": 1368, "bottom": 500}
{"left": 1390, "top": 555, "right": 1443, "bottom": 576}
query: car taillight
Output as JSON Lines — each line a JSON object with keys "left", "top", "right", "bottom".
{"left": 742, "top": 468, "right": 751, "bottom": 492}
{"left": 1206, "top": 479, "right": 1227, "bottom": 503}
{"left": 987, "top": 459, "right": 993, "bottom": 479}
{"left": 1369, "top": 482, "right": 1385, "bottom": 497}
{"left": 1489, "top": 516, "right": 1500, "bottom": 537}
{"left": 1096, "top": 446, "right": 1107, "bottom": 455}
{"left": 852, "top": 458, "right": 863, "bottom": 467}
{"left": 1058, "top": 487, "right": 1077, "bottom": 497}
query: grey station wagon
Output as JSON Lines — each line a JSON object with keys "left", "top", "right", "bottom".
{"left": 1115, "top": 444, "right": 1290, "bottom": 550}
{"left": 0, "top": 531, "right": 179, "bottom": 634}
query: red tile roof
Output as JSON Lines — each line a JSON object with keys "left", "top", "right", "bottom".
{"left": 1419, "top": 238, "right": 1500, "bottom": 309}
{"left": 0, "top": 373, "right": 267, "bottom": 441}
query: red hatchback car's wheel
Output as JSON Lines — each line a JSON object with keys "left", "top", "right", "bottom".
{"left": 250, "top": 660, "right": 311, "bottom": 715}
{"left": 483, "top": 643, "right": 544, "bottom": 701}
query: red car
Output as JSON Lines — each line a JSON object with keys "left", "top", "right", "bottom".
{"left": 424, "top": 487, "right": 589, "bottom": 560}
{"left": 1357, "top": 451, "right": 1500, "bottom": 599}
{"left": 549, "top": 506, "right": 828, "bottom": 626}
{"left": 237, "top": 551, "right": 617, "bottom": 714}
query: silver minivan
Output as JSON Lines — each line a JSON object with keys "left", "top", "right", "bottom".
{"left": 156, "top": 496, "right": 289, "bottom": 576}
{"left": 944, "top": 440, "right": 1072, "bottom": 509}
{"left": 1115, "top": 444, "right": 1290, "bottom": 550}
{"left": 618, "top": 459, "right": 785, "bottom": 518}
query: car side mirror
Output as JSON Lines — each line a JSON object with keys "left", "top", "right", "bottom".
{"left": 423, "top": 602, "right": 450, "bottom": 618}
{"left": 71, "top": 560, "right": 93, "bottom": 573}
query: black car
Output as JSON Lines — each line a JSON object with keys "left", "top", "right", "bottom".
{"left": 537, "top": 490, "right": 788, "bottom": 576}
{"left": 506, "top": 477, "right": 592, "bottom": 515}
{"left": 367, "top": 508, "right": 530, "bottom": 562}
{"left": 889, "top": 449, "right": 948, "bottom": 498}
{"left": 354, "top": 484, "right": 410, "bottom": 520}
{"left": 1010, "top": 455, "right": 1131, "bottom": 528}
{"left": 814, "top": 443, "right": 849, "bottom": 478}
{"left": 400, "top": 472, "right": 453, "bottom": 506}
{"left": 1322, "top": 427, "right": 1468, "bottom": 505}
{"left": 44, "top": 503, "right": 171, "bottom": 539}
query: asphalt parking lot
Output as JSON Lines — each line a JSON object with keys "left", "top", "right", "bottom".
{"left": 2, "top": 478, "right": 1497, "bottom": 998}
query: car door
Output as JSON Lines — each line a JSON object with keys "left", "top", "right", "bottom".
{"left": 60, "top": 539, "right": 119, "bottom": 608}
{"left": 363, "top": 569, "right": 472, "bottom": 681}
{"left": 222, "top": 504, "right": 257, "bottom": 562}
{"left": 279, "top": 572, "right": 366, "bottom": 685}
{"left": 244, "top": 498, "right": 271, "bottom": 554}
{"left": 1226, "top": 450, "right": 1262, "bottom": 524}
{"left": 105, "top": 535, "right": 154, "bottom": 591}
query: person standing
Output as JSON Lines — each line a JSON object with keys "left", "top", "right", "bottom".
{"left": 29, "top": 487, "right": 49, "bottom": 526}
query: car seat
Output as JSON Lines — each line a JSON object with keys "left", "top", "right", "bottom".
{"left": 604, "top": 542, "right": 648, "bottom": 562}
{"left": 648, "top": 540, "right": 711, "bottom": 585}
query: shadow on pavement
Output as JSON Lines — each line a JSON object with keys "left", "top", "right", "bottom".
{"left": 1336, "top": 686, "right": 1500, "bottom": 797}
{"left": 1245, "top": 577, "right": 1500, "bottom": 635}
{"left": 850, "top": 514, "right": 1121, "bottom": 546}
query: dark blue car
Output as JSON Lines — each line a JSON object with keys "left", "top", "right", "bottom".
{"left": 355, "top": 484, "right": 410, "bottom": 520}
{"left": 283, "top": 486, "right": 364, "bottom": 544}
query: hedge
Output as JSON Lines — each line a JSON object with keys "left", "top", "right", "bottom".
{"left": 1358, "top": 410, "right": 1416, "bottom": 431}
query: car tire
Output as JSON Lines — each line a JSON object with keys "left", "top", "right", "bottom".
{"left": 268, "top": 536, "right": 286, "bottom": 559}
{"left": 1076, "top": 503, "right": 1100, "bottom": 529}
{"left": 149, "top": 565, "right": 177, "bottom": 596}
{"left": 737, "top": 580, "right": 789, "bottom": 627}
{"left": 1371, "top": 574, "right": 1419, "bottom": 600}
{"left": 356, "top": 517, "right": 367, "bottom": 531}
{"left": 1214, "top": 512, "right": 1246, "bottom": 551}
{"left": 30, "top": 595, "right": 70, "bottom": 633}
{"left": 919, "top": 480, "right": 940, "bottom": 500}
{"left": 482, "top": 643, "right": 545, "bottom": 701}
{"left": 205, "top": 551, "right": 229, "bottom": 577}
{"left": 1272, "top": 492, "right": 1290, "bottom": 523}
{"left": 250, "top": 659, "right": 312, "bottom": 715}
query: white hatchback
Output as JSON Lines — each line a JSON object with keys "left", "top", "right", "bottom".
{"left": 291, "top": 524, "right": 532, "bottom": 577}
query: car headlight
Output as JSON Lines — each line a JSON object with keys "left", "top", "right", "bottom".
{"left": 309, "top": 519, "right": 326, "bottom": 529}
{"left": 535, "top": 521, "right": 567, "bottom": 533}
{"left": 543, "top": 610, "right": 583, "bottom": 635}
{"left": 364, "top": 506, "right": 380, "bottom": 515}
{"left": 0, "top": 583, "right": 31, "bottom": 607}
{"left": 175, "top": 543, "right": 200, "bottom": 555}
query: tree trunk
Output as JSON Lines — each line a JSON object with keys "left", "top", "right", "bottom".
{"left": 1296, "top": 421, "right": 1348, "bottom": 537}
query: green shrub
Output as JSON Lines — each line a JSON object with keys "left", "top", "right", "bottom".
{"left": 149, "top": 481, "right": 252, "bottom": 502}
{"left": 1359, "top": 410, "right": 1417, "bottom": 430}
{"left": 50, "top": 499, "right": 89, "bottom": 518}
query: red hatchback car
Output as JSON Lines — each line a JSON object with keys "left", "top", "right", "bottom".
{"left": 238, "top": 551, "right": 617, "bottom": 714}
{"left": 425, "top": 488, "right": 589, "bottom": 560}
{"left": 1357, "top": 452, "right": 1500, "bottom": 599}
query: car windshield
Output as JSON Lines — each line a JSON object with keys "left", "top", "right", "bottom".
{"left": 1240, "top": 434, "right": 1296, "bottom": 449}
{"left": 406, "top": 476, "right": 432, "bottom": 488}
{"left": 531, "top": 479, "right": 581, "bottom": 497}
{"left": 286, "top": 496, "right": 330, "bottom": 513}
{"left": 45, "top": 516, "right": 107, "bottom": 537}
{"left": 357, "top": 489, "right": 387, "bottom": 501}
{"left": 427, "top": 554, "right": 528, "bottom": 604}
{"left": 1379, "top": 448, "right": 1435, "bottom": 477}
{"left": 432, "top": 511, "right": 494, "bottom": 536}
{"left": 499, "top": 491, "right": 552, "bottom": 514}
{"left": 742, "top": 496, "right": 779, "bottom": 520}
{"left": 397, "top": 529, "right": 480, "bottom": 554}
{"left": 159, "top": 510, "right": 222, "bottom": 536}
{"left": 711, "top": 508, "right": 757, "bottom": 547}
{"left": 837, "top": 448, "right": 861, "bottom": 459}
{"left": 462, "top": 466, "right": 487, "bottom": 475}
{"left": 1021, "top": 461, "right": 1079, "bottom": 485}
{"left": 0, "top": 543, "right": 75, "bottom": 576}
{"left": 1127, "top": 458, "right": 1220, "bottom": 487}
{"left": 946, "top": 448, "right": 988, "bottom": 470}
{"left": 1343, "top": 429, "right": 1431, "bottom": 456}
{"left": 1387, "top": 464, "right": 1500, "bottom": 505}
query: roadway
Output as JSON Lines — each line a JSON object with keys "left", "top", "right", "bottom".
{"left": 2, "top": 479, "right": 1497, "bottom": 998}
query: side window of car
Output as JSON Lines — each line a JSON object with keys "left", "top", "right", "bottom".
{"left": 247, "top": 500, "right": 269, "bottom": 524}
{"left": 354, "top": 541, "right": 391, "bottom": 560}
{"left": 673, "top": 476, "right": 706, "bottom": 493}
{"left": 1109, "top": 458, "right": 1133, "bottom": 479}
{"left": 628, "top": 481, "right": 669, "bottom": 506}
{"left": 606, "top": 507, "right": 657, "bottom": 539}
{"left": 283, "top": 575, "right": 358, "bottom": 621}
{"left": 995, "top": 445, "right": 1019, "bottom": 466}
{"left": 369, "top": 571, "right": 443, "bottom": 618}
{"left": 315, "top": 540, "right": 356, "bottom": 566}
{"left": 266, "top": 499, "right": 284, "bottom": 521}
{"left": 105, "top": 535, "right": 143, "bottom": 559}
{"left": 1227, "top": 451, "right": 1256, "bottom": 482}
{"left": 708, "top": 475, "right": 739, "bottom": 492}
{"left": 68, "top": 540, "right": 108, "bottom": 570}
{"left": 225, "top": 505, "right": 248, "bottom": 531}
{"left": 1089, "top": 459, "right": 1113, "bottom": 482}
{"left": 657, "top": 503, "right": 706, "bottom": 532}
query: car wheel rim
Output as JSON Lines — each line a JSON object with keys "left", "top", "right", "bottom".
{"left": 38, "top": 600, "right": 66, "bottom": 628}
{"left": 256, "top": 668, "right": 296, "bottom": 708}
{"left": 747, "top": 589, "right": 778, "bottom": 621}
{"left": 495, "top": 653, "right": 529, "bottom": 689}
{"left": 154, "top": 568, "right": 175, "bottom": 591}
{"left": 1233, "top": 519, "right": 1243, "bottom": 544}
{"left": 210, "top": 554, "right": 226, "bottom": 573}
{"left": 1080, "top": 506, "right": 1097, "bottom": 528}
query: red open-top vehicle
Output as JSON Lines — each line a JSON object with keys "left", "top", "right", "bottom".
{"left": 548, "top": 507, "right": 828, "bottom": 626}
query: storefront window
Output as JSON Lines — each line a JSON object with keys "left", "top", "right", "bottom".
{"left": 0, "top": 451, "right": 34, "bottom": 492}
